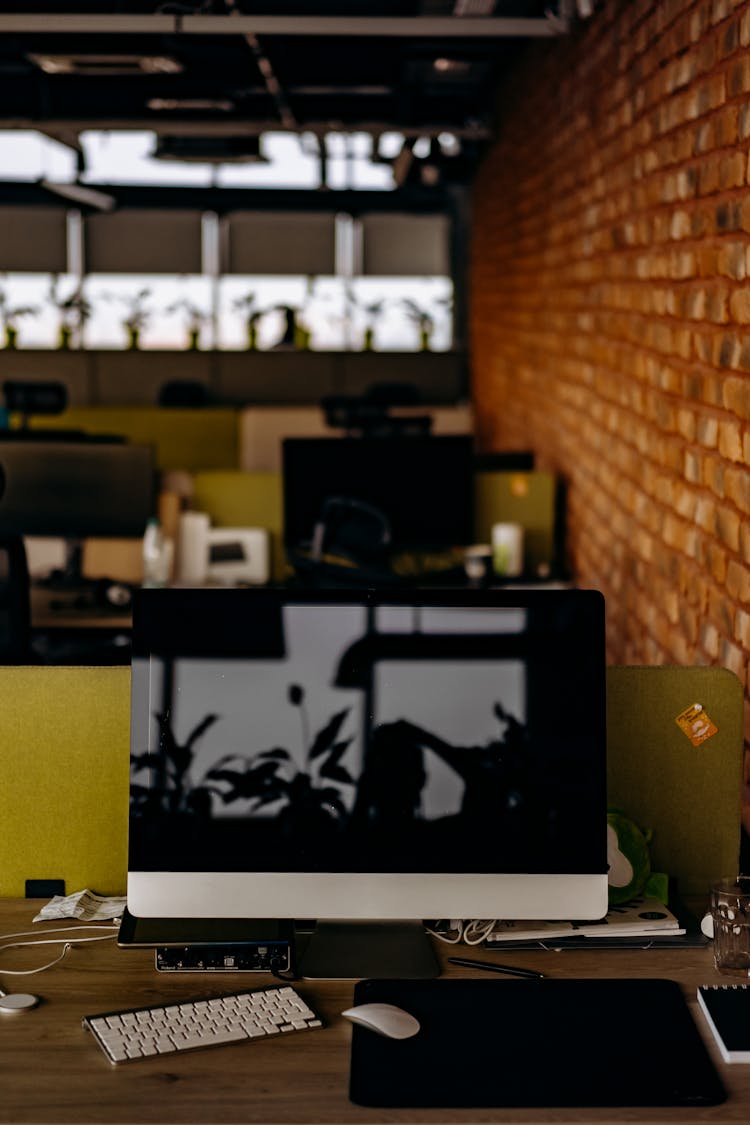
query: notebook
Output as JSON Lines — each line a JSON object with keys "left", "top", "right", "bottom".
{"left": 349, "top": 978, "right": 725, "bottom": 1108}
{"left": 698, "top": 984, "right": 750, "bottom": 1063}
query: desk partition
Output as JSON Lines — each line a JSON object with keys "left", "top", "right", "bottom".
{"left": 0, "top": 664, "right": 743, "bottom": 901}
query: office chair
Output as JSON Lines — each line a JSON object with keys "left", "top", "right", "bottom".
{"left": 158, "top": 380, "right": 212, "bottom": 407}
{"left": 0, "top": 534, "right": 34, "bottom": 663}
{"left": 290, "top": 496, "right": 401, "bottom": 588}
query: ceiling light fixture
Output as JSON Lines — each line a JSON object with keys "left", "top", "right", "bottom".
{"left": 152, "top": 134, "right": 268, "bottom": 163}
{"left": 28, "top": 53, "right": 182, "bottom": 76}
{"left": 453, "top": 0, "right": 497, "bottom": 14}
{"left": 147, "top": 98, "right": 234, "bottom": 112}
{"left": 432, "top": 57, "right": 473, "bottom": 75}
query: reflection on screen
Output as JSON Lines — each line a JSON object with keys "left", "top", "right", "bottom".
{"left": 130, "top": 600, "right": 604, "bottom": 876}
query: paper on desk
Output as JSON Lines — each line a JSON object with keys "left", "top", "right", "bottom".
{"left": 486, "top": 897, "right": 683, "bottom": 942}
{"left": 33, "top": 889, "right": 126, "bottom": 923}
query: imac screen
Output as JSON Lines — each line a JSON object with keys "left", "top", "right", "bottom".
{"left": 129, "top": 589, "right": 607, "bottom": 886}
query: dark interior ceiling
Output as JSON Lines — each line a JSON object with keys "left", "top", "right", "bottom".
{"left": 0, "top": 2, "right": 571, "bottom": 211}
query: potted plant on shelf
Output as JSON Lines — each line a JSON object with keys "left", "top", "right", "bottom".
{"left": 272, "top": 304, "right": 309, "bottom": 350}
{"left": 232, "top": 290, "right": 265, "bottom": 350}
{"left": 121, "top": 288, "right": 152, "bottom": 349}
{"left": 167, "top": 297, "right": 212, "bottom": 350}
{"left": 345, "top": 287, "right": 386, "bottom": 351}
{"left": 48, "top": 275, "right": 90, "bottom": 349}
{"left": 360, "top": 300, "right": 385, "bottom": 351}
{"left": 401, "top": 298, "right": 435, "bottom": 351}
{"left": 0, "top": 276, "right": 37, "bottom": 349}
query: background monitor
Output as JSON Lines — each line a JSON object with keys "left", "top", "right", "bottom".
{"left": 282, "top": 435, "right": 474, "bottom": 555}
{"left": 0, "top": 438, "right": 156, "bottom": 538}
{"left": 127, "top": 587, "right": 608, "bottom": 978}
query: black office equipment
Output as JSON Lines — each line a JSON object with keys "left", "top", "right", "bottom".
{"left": 697, "top": 984, "right": 750, "bottom": 1062}
{"left": 0, "top": 437, "right": 155, "bottom": 589}
{"left": 348, "top": 978, "right": 725, "bottom": 1108}
{"left": 126, "top": 588, "right": 608, "bottom": 979}
{"left": 282, "top": 435, "right": 474, "bottom": 558}
{"left": 0, "top": 533, "right": 33, "bottom": 662}
{"left": 118, "top": 910, "right": 294, "bottom": 974}
{"left": 0, "top": 439, "right": 155, "bottom": 539}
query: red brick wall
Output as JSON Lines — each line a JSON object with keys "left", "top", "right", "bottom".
{"left": 471, "top": 0, "right": 750, "bottom": 714}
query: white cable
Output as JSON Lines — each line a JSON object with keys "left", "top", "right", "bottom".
{"left": 462, "top": 920, "right": 497, "bottom": 945}
{"left": 425, "top": 919, "right": 498, "bottom": 945}
{"left": 0, "top": 925, "right": 119, "bottom": 976}
{"left": 0, "top": 924, "right": 119, "bottom": 944}
{"left": 0, "top": 943, "right": 73, "bottom": 976}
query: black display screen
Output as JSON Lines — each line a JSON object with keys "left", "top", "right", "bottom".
{"left": 129, "top": 588, "right": 607, "bottom": 877}
{"left": 282, "top": 435, "right": 474, "bottom": 552}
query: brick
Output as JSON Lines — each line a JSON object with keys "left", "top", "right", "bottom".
{"left": 730, "top": 289, "right": 750, "bottom": 323}
{"left": 726, "top": 466, "right": 750, "bottom": 512}
{"left": 728, "top": 56, "right": 750, "bottom": 96}
{"left": 715, "top": 504, "right": 741, "bottom": 550}
{"left": 722, "top": 375, "right": 750, "bottom": 416}
{"left": 727, "top": 560, "right": 750, "bottom": 601}
{"left": 718, "top": 418, "right": 744, "bottom": 459}
{"left": 696, "top": 414, "right": 719, "bottom": 445}
{"left": 720, "top": 152, "right": 746, "bottom": 189}
{"left": 718, "top": 242, "right": 747, "bottom": 280}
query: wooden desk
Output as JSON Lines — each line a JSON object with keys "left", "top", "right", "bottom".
{"left": 29, "top": 587, "right": 132, "bottom": 664}
{"left": 30, "top": 586, "right": 132, "bottom": 631}
{"left": 0, "top": 898, "right": 747, "bottom": 1125}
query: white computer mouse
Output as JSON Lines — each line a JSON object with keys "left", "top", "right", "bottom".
{"left": 341, "top": 1002, "right": 420, "bottom": 1040}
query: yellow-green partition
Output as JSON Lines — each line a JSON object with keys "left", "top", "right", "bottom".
{"left": 0, "top": 667, "right": 130, "bottom": 897}
{"left": 191, "top": 470, "right": 287, "bottom": 582}
{"left": 607, "top": 666, "right": 744, "bottom": 896}
{"left": 1, "top": 665, "right": 743, "bottom": 901}
{"left": 29, "top": 407, "right": 240, "bottom": 471}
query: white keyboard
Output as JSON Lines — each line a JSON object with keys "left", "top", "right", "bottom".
{"left": 83, "top": 985, "right": 323, "bottom": 1065}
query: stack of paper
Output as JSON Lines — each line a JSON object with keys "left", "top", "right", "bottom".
{"left": 486, "top": 897, "right": 685, "bottom": 943}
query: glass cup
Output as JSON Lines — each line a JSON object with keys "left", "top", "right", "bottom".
{"left": 463, "top": 544, "right": 493, "bottom": 587}
{"left": 710, "top": 877, "right": 750, "bottom": 976}
{"left": 492, "top": 522, "right": 524, "bottom": 578}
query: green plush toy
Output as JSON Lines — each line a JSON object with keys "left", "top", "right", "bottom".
{"left": 606, "top": 808, "right": 652, "bottom": 905}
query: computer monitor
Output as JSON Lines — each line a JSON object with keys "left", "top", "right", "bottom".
{"left": 0, "top": 437, "right": 156, "bottom": 584}
{"left": 282, "top": 435, "right": 474, "bottom": 556}
{"left": 126, "top": 587, "right": 608, "bottom": 978}
{"left": 0, "top": 438, "right": 156, "bottom": 539}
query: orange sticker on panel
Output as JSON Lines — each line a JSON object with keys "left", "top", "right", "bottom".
{"left": 675, "top": 702, "right": 718, "bottom": 746}
{"left": 510, "top": 474, "right": 530, "bottom": 498}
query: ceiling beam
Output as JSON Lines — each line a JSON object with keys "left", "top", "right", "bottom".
{"left": 0, "top": 118, "right": 492, "bottom": 140}
{"left": 0, "top": 14, "right": 567, "bottom": 37}
{"left": 0, "top": 180, "right": 455, "bottom": 215}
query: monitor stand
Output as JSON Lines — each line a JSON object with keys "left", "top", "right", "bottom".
{"left": 299, "top": 921, "right": 439, "bottom": 980}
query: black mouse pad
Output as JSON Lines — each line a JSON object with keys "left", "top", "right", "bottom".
{"left": 349, "top": 977, "right": 725, "bottom": 1108}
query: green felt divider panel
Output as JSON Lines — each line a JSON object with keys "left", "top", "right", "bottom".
{"left": 607, "top": 666, "right": 744, "bottom": 896}
{"left": 191, "top": 470, "right": 286, "bottom": 582}
{"left": 1, "top": 665, "right": 742, "bottom": 902}
{"left": 30, "top": 407, "right": 240, "bottom": 471}
{"left": 474, "top": 471, "right": 556, "bottom": 578}
{"left": 0, "top": 667, "right": 130, "bottom": 898}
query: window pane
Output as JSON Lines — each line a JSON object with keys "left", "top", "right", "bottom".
{"left": 0, "top": 131, "right": 76, "bottom": 182}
